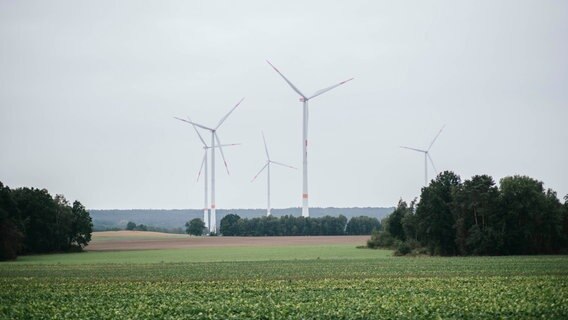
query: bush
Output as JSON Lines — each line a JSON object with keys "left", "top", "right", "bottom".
{"left": 394, "top": 241, "right": 412, "bottom": 256}
{"left": 367, "top": 229, "right": 395, "bottom": 249}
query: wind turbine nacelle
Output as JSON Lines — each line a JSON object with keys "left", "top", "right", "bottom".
{"left": 299, "top": 97, "right": 307, "bottom": 102}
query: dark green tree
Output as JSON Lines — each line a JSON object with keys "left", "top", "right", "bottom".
{"left": 12, "top": 187, "right": 59, "bottom": 253}
{"left": 70, "top": 201, "right": 93, "bottom": 249}
{"left": 346, "top": 216, "right": 381, "bottom": 235}
{"left": 126, "top": 221, "right": 136, "bottom": 230}
{"left": 498, "top": 176, "right": 564, "bottom": 254}
{"left": 220, "top": 214, "right": 241, "bottom": 236}
{"left": 136, "top": 224, "right": 148, "bottom": 231}
{"left": 0, "top": 183, "right": 92, "bottom": 257}
{"left": 416, "top": 171, "right": 461, "bottom": 256}
{"left": 387, "top": 199, "right": 408, "bottom": 241}
{"left": 0, "top": 182, "right": 23, "bottom": 260}
{"left": 221, "top": 214, "right": 354, "bottom": 236}
{"left": 452, "top": 175, "right": 500, "bottom": 255}
{"left": 186, "top": 218, "right": 205, "bottom": 236}
{"left": 377, "top": 174, "right": 567, "bottom": 256}
{"left": 54, "top": 194, "right": 74, "bottom": 251}
{"left": 401, "top": 199, "right": 418, "bottom": 241}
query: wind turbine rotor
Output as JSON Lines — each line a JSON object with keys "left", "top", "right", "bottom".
{"left": 266, "top": 60, "right": 307, "bottom": 99}
{"left": 427, "top": 153, "right": 438, "bottom": 176}
{"left": 173, "top": 117, "right": 214, "bottom": 131}
{"left": 427, "top": 125, "right": 446, "bottom": 152}
{"left": 261, "top": 131, "right": 270, "bottom": 161}
{"left": 216, "top": 98, "right": 245, "bottom": 130}
{"left": 270, "top": 160, "right": 297, "bottom": 170}
{"left": 187, "top": 117, "right": 208, "bottom": 146}
{"left": 251, "top": 162, "right": 269, "bottom": 182}
{"left": 214, "top": 132, "right": 230, "bottom": 175}
{"left": 400, "top": 146, "right": 427, "bottom": 153}
{"left": 197, "top": 151, "right": 207, "bottom": 182}
{"left": 308, "top": 77, "right": 355, "bottom": 100}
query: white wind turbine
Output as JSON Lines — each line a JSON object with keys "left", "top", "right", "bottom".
{"left": 251, "top": 132, "right": 297, "bottom": 216}
{"left": 267, "top": 61, "right": 353, "bottom": 217}
{"left": 400, "top": 125, "right": 446, "bottom": 186}
{"left": 188, "top": 120, "right": 239, "bottom": 230}
{"left": 175, "top": 98, "right": 244, "bottom": 233}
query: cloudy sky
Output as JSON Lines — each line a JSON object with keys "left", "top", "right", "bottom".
{"left": 1, "top": 1, "right": 566, "bottom": 210}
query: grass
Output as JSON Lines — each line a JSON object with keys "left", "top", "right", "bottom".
{"left": 5, "top": 244, "right": 392, "bottom": 264}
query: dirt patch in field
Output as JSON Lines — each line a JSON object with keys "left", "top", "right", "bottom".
{"left": 86, "top": 233, "right": 370, "bottom": 251}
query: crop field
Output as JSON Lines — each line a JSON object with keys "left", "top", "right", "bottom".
{"left": 1, "top": 236, "right": 567, "bottom": 319}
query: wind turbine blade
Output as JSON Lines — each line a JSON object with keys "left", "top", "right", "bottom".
{"left": 400, "top": 146, "right": 427, "bottom": 153}
{"left": 216, "top": 98, "right": 245, "bottom": 130}
{"left": 196, "top": 152, "right": 206, "bottom": 182}
{"left": 215, "top": 143, "right": 241, "bottom": 148}
{"left": 173, "top": 117, "right": 213, "bottom": 131}
{"left": 187, "top": 117, "right": 207, "bottom": 146}
{"left": 215, "top": 133, "right": 230, "bottom": 175}
{"left": 261, "top": 131, "right": 270, "bottom": 160}
{"left": 271, "top": 161, "right": 297, "bottom": 170}
{"left": 427, "top": 125, "right": 446, "bottom": 151}
{"left": 308, "top": 78, "right": 354, "bottom": 100}
{"left": 427, "top": 153, "right": 438, "bottom": 175}
{"left": 266, "top": 60, "right": 307, "bottom": 99}
{"left": 251, "top": 163, "right": 269, "bottom": 182}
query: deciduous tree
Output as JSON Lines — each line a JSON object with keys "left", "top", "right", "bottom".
{"left": 416, "top": 171, "right": 461, "bottom": 256}
{"left": 186, "top": 218, "right": 205, "bottom": 236}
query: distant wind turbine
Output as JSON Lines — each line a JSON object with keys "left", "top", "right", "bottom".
{"left": 175, "top": 98, "right": 244, "bottom": 233}
{"left": 400, "top": 125, "right": 446, "bottom": 186}
{"left": 251, "top": 132, "right": 297, "bottom": 216}
{"left": 188, "top": 119, "right": 239, "bottom": 230}
{"left": 267, "top": 60, "right": 353, "bottom": 217}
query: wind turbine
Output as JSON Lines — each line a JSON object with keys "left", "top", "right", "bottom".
{"left": 175, "top": 98, "right": 244, "bottom": 233}
{"left": 267, "top": 61, "right": 353, "bottom": 217}
{"left": 251, "top": 132, "right": 297, "bottom": 216}
{"left": 189, "top": 120, "right": 239, "bottom": 230}
{"left": 400, "top": 125, "right": 446, "bottom": 186}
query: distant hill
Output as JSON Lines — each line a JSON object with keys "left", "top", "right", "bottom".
{"left": 90, "top": 207, "right": 394, "bottom": 232}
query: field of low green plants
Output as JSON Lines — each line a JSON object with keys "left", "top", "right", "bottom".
{"left": 1, "top": 246, "right": 567, "bottom": 319}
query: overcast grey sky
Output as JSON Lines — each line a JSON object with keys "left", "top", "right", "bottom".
{"left": 1, "top": 1, "right": 566, "bottom": 210}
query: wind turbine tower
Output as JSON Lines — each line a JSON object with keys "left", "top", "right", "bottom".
{"left": 267, "top": 61, "right": 353, "bottom": 217}
{"left": 175, "top": 98, "right": 244, "bottom": 233}
{"left": 400, "top": 125, "right": 446, "bottom": 186}
{"left": 251, "top": 132, "right": 297, "bottom": 216}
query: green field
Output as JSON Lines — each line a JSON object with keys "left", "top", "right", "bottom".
{"left": 4, "top": 244, "right": 391, "bottom": 265}
{"left": 1, "top": 244, "right": 568, "bottom": 319}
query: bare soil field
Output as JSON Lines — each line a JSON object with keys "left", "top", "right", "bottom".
{"left": 87, "top": 231, "right": 369, "bottom": 251}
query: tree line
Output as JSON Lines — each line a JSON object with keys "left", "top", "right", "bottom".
{"left": 0, "top": 181, "right": 93, "bottom": 261}
{"left": 368, "top": 172, "right": 568, "bottom": 256}
{"left": 184, "top": 214, "right": 381, "bottom": 236}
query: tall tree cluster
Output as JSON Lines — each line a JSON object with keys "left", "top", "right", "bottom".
{"left": 0, "top": 181, "right": 93, "bottom": 260}
{"left": 369, "top": 172, "right": 568, "bottom": 256}
{"left": 219, "top": 214, "right": 380, "bottom": 236}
